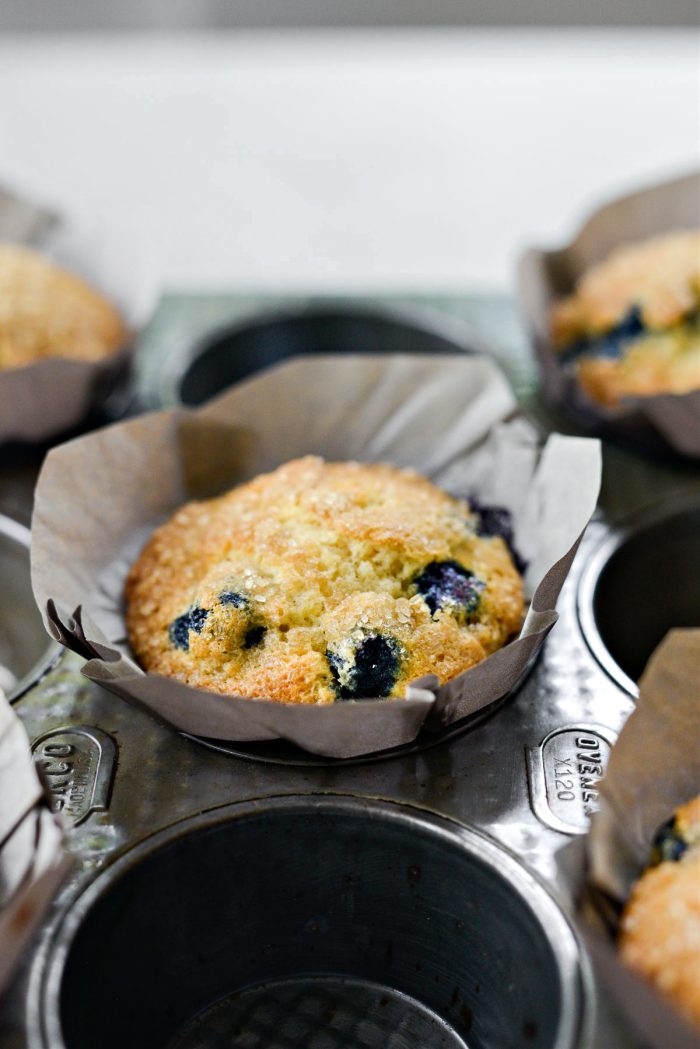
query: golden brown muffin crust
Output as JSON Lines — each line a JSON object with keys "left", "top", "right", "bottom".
{"left": 549, "top": 231, "right": 700, "bottom": 406}
{"left": 620, "top": 794, "right": 700, "bottom": 1031}
{"left": 125, "top": 457, "right": 525, "bottom": 705}
{"left": 551, "top": 231, "right": 700, "bottom": 346}
{"left": 575, "top": 324, "right": 700, "bottom": 406}
{"left": 0, "top": 243, "right": 127, "bottom": 370}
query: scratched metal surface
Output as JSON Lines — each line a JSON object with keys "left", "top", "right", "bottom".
{"left": 1, "top": 293, "right": 699, "bottom": 1049}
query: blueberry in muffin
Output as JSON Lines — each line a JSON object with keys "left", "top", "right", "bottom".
{"left": 169, "top": 606, "right": 209, "bottom": 650}
{"left": 651, "top": 810, "right": 695, "bottom": 865}
{"left": 619, "top": 795, "right": 700, "bottom": 1031}
{"left": 551, "top": 231, "right": 700, "bottom": 406}
{"left": 413, "top": 560, "right": 485, "bottom": 619}
{"left": 125, "top": 457, "right": 525, "bottom": 705}
{"left": 327, "top": 633, "right": 402, "bottom": 700}
{"left": 468, "top": 496, "right": 527, "bottom": 573}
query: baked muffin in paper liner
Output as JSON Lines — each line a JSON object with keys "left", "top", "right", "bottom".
{"left": 124, "top": 457, "right": 525, "bottom": 705}
{"left": 518, "top": 170, "right": 700, "bottom": 459}
{"left": 564, "top": 630, "right": 700, "bottom": 1049}
{"left": 0, "top": 185, "right": 154, "bottom": 443}
{"left": 31, "top": 353, "right": 601, "bottom": 758}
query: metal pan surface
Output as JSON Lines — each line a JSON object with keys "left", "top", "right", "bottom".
{"left": 139, "top": 301, "right": 479, "bottom": 409}
{"left": 34, "top": 796, "right": 590, "bottom": 1049}
{"left": 578, "top": 495, "right": 700, "bottom": 695}
{"left": 4, "top": 291, "right": 699, "bottom": 1049}
{"left": 0, "top": 512, "right": 60, "bottom": 700}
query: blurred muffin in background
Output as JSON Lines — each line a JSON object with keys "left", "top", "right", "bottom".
{"left": 0, "top": 243, "right": 127, "bottom": 370}
{"left": 551, "top": 231, "right": 700, "bottom": 406}
{"left": 619, "top": 794, "right": 700, "bottom": 1032}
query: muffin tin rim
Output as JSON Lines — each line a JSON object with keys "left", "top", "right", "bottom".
{"left": 0, "top": 511, "right": 62, "bottom": 701}
{"left": 147, "top": 298, "right": 483, "bottom": 411}
{"left": 577, "top": 492, "right": 700, "bottom": 697}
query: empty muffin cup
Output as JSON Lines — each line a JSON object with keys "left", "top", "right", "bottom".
{"left": 578, "top": 498, "right": 700, "bottom": 694}
{"left": 36, "top": 797, "right": 589, "bottom": 1049}
{"left": 0, "top": 512, "right": 58, "bottom": 698}
{"left": 176, "top": 305, "right": 471, "bottom": 406}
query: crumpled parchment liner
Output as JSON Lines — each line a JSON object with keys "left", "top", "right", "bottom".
{"left": 0, "top": 187, "right": 154, "bottom": 444}
{"left": 31, "top": 353, "right": 601, "bottom": 758}
{"left": 0, "top": 184, "right": 57, "bottom": 245}
{"left": 0, "top": 689, "right": 71, "bottom": 998}
{"left": 518, "top": 170, "right": 700, "bottom": 459}
{"left": 573, "top": 630, "right": 700, "bottom": 1049}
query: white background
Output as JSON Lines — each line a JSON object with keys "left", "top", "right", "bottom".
{"left": 0, "top": 29, "right": 698, "bottom": 295}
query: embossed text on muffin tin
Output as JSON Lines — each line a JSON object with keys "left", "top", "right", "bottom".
{"left": 31, "top": 726, "right": 117, "bottom": 826}
{"left": 526, "top": 724, "right": 616, "bottom": 835}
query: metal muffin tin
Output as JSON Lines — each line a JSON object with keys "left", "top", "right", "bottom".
{"left": 34, "top": 796, "right": 589, "bottom": 1049}
{"left": 578, "top": 495, "right": 700, "bottom": 696}
{"left": 0, "top": 512, "right": 59, "bottom": 700}
{"left": 2, "top": 294, "right": 700, "bottom": 1049}
{"left": 176, "top": 303, "right": 473, "bottom": 407}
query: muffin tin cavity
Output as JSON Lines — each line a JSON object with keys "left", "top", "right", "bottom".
{"left": 578, "top": 500, "right": 700, "bottom": 694}
{"left": 0, "top": 512, "right": 58, "bottom": 698}
{"left": 177, "top": 306, "right": 469, "bottom": 406}
{"left": 42, "top": 797, "right": 586, "bottom": 1049}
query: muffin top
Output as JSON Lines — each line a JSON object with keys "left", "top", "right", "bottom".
{"left": 548, "top": 230, "right": 700, "bottom": 406}
{"left": 551, "top": 230, "right": 700, "bottom": 347}
{"left": 619, "top": 795, "right": 700, "bottom": 1032}
{"left": 574, "top": 322, "right": 700, "bottom": 406}
{"left": 0, "top": 243, "right": 127, "bottom": 370}
{"left": 125, "top": 456, "right": 525, "bottom": 705}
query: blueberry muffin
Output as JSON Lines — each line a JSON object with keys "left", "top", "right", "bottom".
{"left": 0, "top": 243, "right": 127, "bottom": 370}
{"left": 619, "top": 795, "right": 700, "bottom": 1031}
{"left": 551, "top": 231, "right": 700, "bottom": 406}
{"left": 125, "top": 457, "right": 525, "bottom": 705}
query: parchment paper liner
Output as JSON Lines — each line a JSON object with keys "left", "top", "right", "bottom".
{"left": 0, "top": 689, "right": 71, "bottom": 998}
{"left": 31, "top": 353, "right": 601, "bottom": 759}
{"left": 0, "top": 184, "right": 57, "bottom": 246}
{"left": 570, "top": 630, "right": 700, "bottom": 1049}
{"left": 0, "top": 187, "right": 153, "bottom": 444}
{"left": 518, "top": 170, "right": 700, "bottom": 459}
